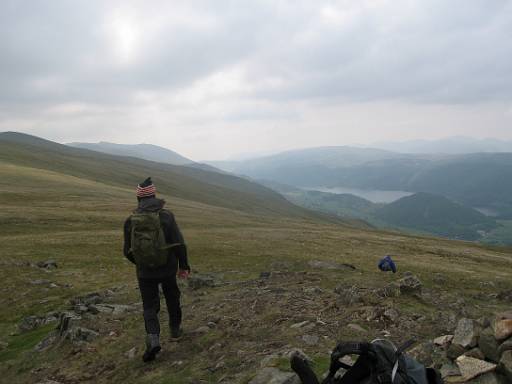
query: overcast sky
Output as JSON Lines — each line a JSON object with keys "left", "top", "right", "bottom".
{"left": 1, "top": 0, "right": 512, "bottom": 160}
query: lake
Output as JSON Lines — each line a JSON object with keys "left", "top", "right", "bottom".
{"left": 303, "top": 186, "right": 414, "bottom": 203}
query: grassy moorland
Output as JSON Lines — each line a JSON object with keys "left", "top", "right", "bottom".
{"left": 1, "top": 135, "right": 512, "bottom": 383}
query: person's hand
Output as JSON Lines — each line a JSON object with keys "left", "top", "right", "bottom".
{"left": 177, "top": 269, "right": 190, "bottom": 279}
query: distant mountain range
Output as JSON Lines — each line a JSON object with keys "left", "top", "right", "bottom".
{"left": 67, "top": 141, "right": 194, "bottom": 165}
{"left": 208, "top": 146, "right": 512, "bottom": 219}
{"left": 264, "top": 180, "right": 501, "bottom": 242}
{"left": 371, "top": 136, "right": 512, "bottom": 154}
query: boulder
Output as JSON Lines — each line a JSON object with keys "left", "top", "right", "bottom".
{"left": 440, "top": 362, "right": 460, "bottom": 379}
{"left": 455, "top": 356, "right": 496, "bottom": 381}
{"left": 498, "top": 350, "right": 512, "bottom": 381}
{"left": 434, "top": 335, "right": 454, "bottom": 347}
{"left": 498, "top": 338, "right": 512, "bottom": 356}
{"left": 334, "top": 286, "right": 362, "bottom": 306}
{"left": 34, "top": 332, "right": 57, "bottom": 352}
{"left": 88, "top": 304, "right": 134, "bottom": 315}
{"left": 494, "top": 312, "right": 512, "bottom": 341}
{"left": 125, "top": 347, "right": 137, "bottom": 360}
{"left": 67, "top": 327, "right": 99, "bottom": 343}
{"left": 398, "top": 273, "right": 422, "bottom": 295}
{"left": 453, "top": 318, "right": 480, "bottom": 349}
{"left": 377, "top": 283, "right": 401, "bottom": 298}
{"left": 36, "top": 260, "right": 58, "bottom": 269}
{"left": 249, "top": 367, "right": 300, "bottom": 384}
{"left": 347, "top": 323, "right": 367, "bottom": 334}
{"left": 464, "top": 348, "right": 485, "bottom": 360}
{"left": 302, "top": 334, "right": 319, "bottom": 346}
{"left": 70, "top": 292, "right": 103, "bottom": 306}
{"left": 447, "top": 343, "right": 468, "bottom": 360}
{"left": 383, "top": 307, "right": 400, "bottom": 323}
{"left": 188, "top": 275, "right": 217, "bottom": 290}
{"left": 496, "top": 290, "right": 512, "bottom": 303}
{"left": 465, "top": 372, "right": 503, "bottom": 384}
{"left": 479, "top": 327, "right": 500, "bottom": 363}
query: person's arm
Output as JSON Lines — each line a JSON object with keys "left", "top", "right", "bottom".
{"left": 123, "top": 217, "right": 136, "bottom": 264}
{"left": 161, "top": 210, "right": 190, "bottom": 272}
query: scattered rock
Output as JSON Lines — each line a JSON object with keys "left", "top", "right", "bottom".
{"left": 447, "top": 343, "right": 467, "bottom": 360}
{"left": 479, "top": 327, "right": 500, "bottom": 363}
{"left": 188, "top": 275, "right": 217, "bottom": 290}
{"left": 249, "top": 367, "right": 300, "bottom": 384}
{"left": 453, "top": 318, "right": 480, "bottom": 348}
{"left": 67, "top": 327, "right": 99, "bottom": 343}
{"left": 259, "top": 272, "right": 271, "bottom": 279}
{"left": 347, "top": 324, "right": 367, "bottom": 334}
{"left": 308, "top": 260, "right": 356, "bottom": 271}
{"left": 303, "top": 287, "right": 323, "bottom": 295}
{"left": 260, "top": 354, "right": 279, "bottom": 368}
{"left": 34, "top": 332, "right": 57, "bottom": 352}
{"left": 56, "top": 312, "right": 81, "bottom": 336}
{"left": 466, "top": 372, "right": 503, "bottom": 384}
{"left": 377, "top": 282, "right": 401, "bottom": 298}
{"left": 70, "top": 292, "right": 103, "bottom": 306}
{"left": 499, "top": 350, "right": 512, "bottom": 381}
{"left": 334, "top": 286, "right": 363, "bottom": 306}
{"left": 494, "top": 312, "right": 512, "bottom": 341}
{"left": 464, "top": 348, "right": 486, "bottom": 360}
{"left": 194, "top": 326, "right": 211, "bottom": 334}
{"left": 125, "top": 347, "right": 137, "bottom": 360}
{"left": 383, "top": 307, "right": 400, "bottom": 323}
{"left": 498, "top": 339, "right": 512, "bottom": 356}
{"left": 456, "top": 355, "right": 497, "bottom": 381}
{"left": 88, "top": 304, "right": 134, "bottom": 315}
{"left": 290, "top": 321, "right": 310, "bottom": 329}
{"left": 434, "top": 335, "right": 454, "bottom": 347}
{"left": 18, "top": 313, "right": 59, "bottom": 333}
{"left": 398, "top": 273, "right": 422, "bottom": 295}
{"left": 440, "top": 362, "right": 461, "bottom": 379}
{"left": 302, "top": 334, "right": 319, "bottom": 346}
{"left": 496, "top": 290, "right": 512, "bottom": 303}
{"left": 36, "top": 260, "right": 58, "bottom": 269}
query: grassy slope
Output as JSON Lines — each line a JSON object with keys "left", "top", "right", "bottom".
{"left": 1, "top": 151, "right": 512, "bottom": 383}
{"left": 0, "top": 132, "right": 334, "bottom": 221}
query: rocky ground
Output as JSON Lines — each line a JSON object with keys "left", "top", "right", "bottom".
{"left": 3, "top": 259, "right": 512, "bottom": 384}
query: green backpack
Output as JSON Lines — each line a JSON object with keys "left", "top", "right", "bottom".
{"left": 129, "top": 211, "right": 179, "bottom": 268}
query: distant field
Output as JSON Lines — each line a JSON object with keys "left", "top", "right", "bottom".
{"left": 1, "top": 156, "right": 512, "bottom": 383}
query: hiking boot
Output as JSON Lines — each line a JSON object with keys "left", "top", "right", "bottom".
{"left": 142, "top": 334, "right": 161, "bottom": 362}
{"left": 170, "top": 326, "right": 182, "bottom": 339}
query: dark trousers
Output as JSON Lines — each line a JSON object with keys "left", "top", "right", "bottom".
{"left": 138, "top": 276, "right": 182, "bottom": 335}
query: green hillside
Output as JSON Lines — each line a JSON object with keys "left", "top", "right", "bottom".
{"left": 67, "top": 142, "right": 194, "bottom": 166}
{"left": 375, "top": 193, "right": 498, "bottom": 240}
{"left": 0, "top": 132, "right": 328, "bottom": 220}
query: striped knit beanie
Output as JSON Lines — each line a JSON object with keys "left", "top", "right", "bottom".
{"left": 136, "top": 177, "right": 156, "bottom": 198}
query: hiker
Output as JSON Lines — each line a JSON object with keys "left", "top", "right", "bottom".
{"left": 123, "top": 177, "right": 191, "bottom": 362}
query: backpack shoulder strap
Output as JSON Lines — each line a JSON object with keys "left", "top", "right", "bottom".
{"left": 328, "top": 342, "right": 372, "bottom": 377}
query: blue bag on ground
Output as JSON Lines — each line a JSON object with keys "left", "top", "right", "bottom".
{"left": 378, "top": 255, "right": 397, "bottom": 273}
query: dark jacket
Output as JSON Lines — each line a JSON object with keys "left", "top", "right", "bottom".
{"left": 123, "top": 197, "right": 190, "bottom": 279}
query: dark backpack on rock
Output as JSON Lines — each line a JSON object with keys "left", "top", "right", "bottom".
{"left": 291, "top": 339, "right": 443, "bottom": 384}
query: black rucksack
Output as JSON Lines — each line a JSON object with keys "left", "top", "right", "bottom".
{"left": 291, "top": 339, "right": 443, "bottom": 384}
